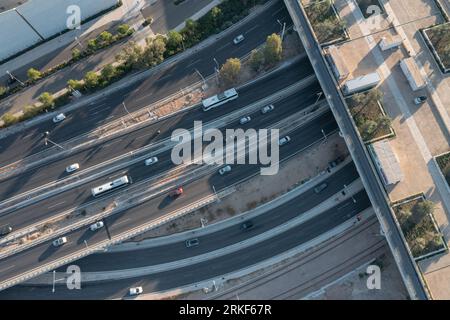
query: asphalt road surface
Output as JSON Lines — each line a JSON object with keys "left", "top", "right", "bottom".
{"left": 0, "top": 0, "right": 293, "bottom": 167}
{"left": 0, "top": 110, "right": 338, "bottom": 288}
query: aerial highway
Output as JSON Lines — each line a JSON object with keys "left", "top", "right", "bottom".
{"left": 56, "top": 161, "right": 360, "bottom": 272}
{"left": 0, "top": 190, "right": 371, "bottom": 299}
{"left": 0, "top": 62, "right": 318, "bottom": 233}
{"left": 0, "top": 0, "right": 293, "bottom": 167}
{"left": 0, "top": 109, "right": 338, "bottom": 290}
{"left": 0, "top": 57, "right": 314, "bottom": 205}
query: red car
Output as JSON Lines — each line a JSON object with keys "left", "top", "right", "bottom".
{"left": 170, "top": 187, "right": 184, "bottom": 197}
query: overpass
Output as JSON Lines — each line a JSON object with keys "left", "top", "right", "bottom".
{"left": 283, "top": 0, "right": 429, "bottom": 300}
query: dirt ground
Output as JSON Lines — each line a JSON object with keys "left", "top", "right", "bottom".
{"left": 129, "top": 132, "right": 349, "bottom": 241}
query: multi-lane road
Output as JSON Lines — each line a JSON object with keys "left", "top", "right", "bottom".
{"left": 0, "top": 58, "right": 317, "bottom": 232}
{"left": 0, "top": 0, "right": 293, "bottom": 167}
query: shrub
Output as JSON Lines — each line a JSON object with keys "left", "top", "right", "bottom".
{"left": 27, "top": 68, "right": 42, "bottom": 81}
{"left": 117, "top": 24, "right": 131, "bottom": 35}
{"left": 84, "top": 71, "right": 100, "bottom": 89}
{"left": 72, "top": 48, "right": 81, "bottom": 60}
{"left": 1, "top": 112, "right": 18, "bottom": 126}
{"left": 38, "top": 92, "right": 55, "bottom": 109}
{"left": 67, "top": 79, "right": 83, "bottom": 91}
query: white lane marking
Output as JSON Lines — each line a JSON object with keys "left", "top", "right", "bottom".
{"left": 90, "top": 103, "right": 108, "bottom": 112}
{"left": 271, "top": 6, "right": 283, "bottom": 16}
{"left": 0, "top": 265, "right": 15, "bottom": 273}
{"left": 48, "top": 201, "right": 66, "bottom": 209}
{"left": 216, "top": 43, "right": 231, "bottom": 51}
{"left": 22, "top": 133, "right": 35, "bottom": 139}
{"left": 108, "top": 171, "right": 127, "bottom": 180}
{"left": 113, "top": 218, "right": 131, "bottom": 227}
{"left": 101, "top": 138, "right": 122, "bottom": 148}
{"left": 245, "top": 24, "right": 260, "bottom": 34}
{"left": 185, "top": 58, "right": 201, "bottom": 69}
{"left": 136, "top": 132, "right": 155, "bottom": 140}
{"left": 95, "top": 115, "right": 115, "bottom": 124}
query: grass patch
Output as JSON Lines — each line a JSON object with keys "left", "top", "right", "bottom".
{"left": 304, "top": 0, "right": 346, "bottom": 44}
{"left": 424, "top": 23, "right": 450, "bottom": 70}
{"left": 346, "top": 89, "right": 393, "bottom": 142}
{"left": 393, "top": 197, "right": 446, "bottom": 259}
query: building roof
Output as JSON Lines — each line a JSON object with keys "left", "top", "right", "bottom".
{"left": 369, "top": 139, "right": 403, "bottom": 186}
{"left": 0, "top": 0, "right": 28, "bottom": 13}
{"left": 400, "top": 57, "right": 426, "bottom": 89}
{"left": 326, "top": 45, "right": 349, "bottom": 78}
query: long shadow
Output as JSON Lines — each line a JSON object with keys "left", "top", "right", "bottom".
{"left": 38, "top": 243, "right": 62, "bottom": 262}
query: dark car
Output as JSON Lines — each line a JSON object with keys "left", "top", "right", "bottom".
{"left": 0, "top": 225, "right": 13, "bottom": 237}
{"left": 241, "top": 220, "right": 254, "bottom": 230}
{"left": 185, "top": 238, "right": 199, "bottom": 248}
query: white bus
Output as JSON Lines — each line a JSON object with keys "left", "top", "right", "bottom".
{"left": 202, "top": 88, "right": 238, "bottom": 111}
{"left": 91, "top": 175, "right": 130, "bottom": 197}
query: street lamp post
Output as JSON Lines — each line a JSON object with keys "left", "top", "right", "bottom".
{"left": 6, "top": 71, "right": 25, "bottom": 87}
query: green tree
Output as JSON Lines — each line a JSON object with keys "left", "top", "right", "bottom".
{"left": 219, "top": 58, "right": 241, "bottom": 87}
{"left": 100, "top": 64, "right": 117, "bottom": 82}
{"left": 166, "top": 30, "right": 184, "bottom": 55}
{"left": 72, "top": 48, "right": 81, "bottom": 60}
{"left": 263, "top": 34, "right": 282, "bottom": 65}
{"left": 1, "top": 112, "right": 18, "bottom": 126}
{"left": 360, "top": 120, "right": 377, "bottom": 140}
{"left": 142, "top": 37, "right": 166, "bottom": 67}
{"left": 249, "top": 49, "right": 265, "bottom": 72}
{"left": 67, "top": 79, "right": 83, "bottom": 91}
{"left": 84, "top": 71, "right": 100, "bottom": 89}
{"left": 116, "top": 42, "right": 145, "bottom": 69}
{"left": 181, "top": 19, "right": 200, "bottom": 46}
{"left": 87, "top": 39, "right": 98, "bottom": 51}
{"left": 0, "top": 86, "right": 7, "bottom": 97}
{"left": 99, "top": 31, "right": 113, "bottom": 44}
{"left": 117, "top": 24, "right": 131, "bottom": 35}
{"left": 38, "top": 92, "right": 55, "bottom": 109}
{"left": 27, "top": 68, "right": 42, "bottom": 81}
{"left": 375, "top": 115, "right": 391, "bottom": 134}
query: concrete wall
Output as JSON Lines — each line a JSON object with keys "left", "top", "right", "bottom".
{"left": 0, "top": 0, "right": 118, "bottom": 61}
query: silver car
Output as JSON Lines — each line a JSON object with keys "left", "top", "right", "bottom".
{"left": 239, "top": 116, "right": 251, "bottom": 125}
{"left": 233, "top": 34, "right": 245, "bottom": 44}
{"left": 52, "top": 236, "right": 67, "bottom": 247}
{"left": 261, "top": 104, "right": 274, "bottom": 114}
{"left": 219, "top": 165, "right": 232, "bottom": 175}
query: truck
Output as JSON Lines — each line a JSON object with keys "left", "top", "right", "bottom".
{"left": 342, "top": 72, "right": 381, "bottom": 96}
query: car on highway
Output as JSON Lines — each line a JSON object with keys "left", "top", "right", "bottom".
{"left": 170, "top": 186, "right": 184, "bottom": 197}
{"left": 239, "top": 116, "right": 251, "bottom": 125}
{"left": 144, "top": 156, "right": 158, "bottom": 166}
{"left": 185, "top": 238, "right": 200, "bottom": 248}
{"left": 65, "top": 163, "right": 80, "bottom": 173}
{"left": 414, "top": 96, "right": 427, "bottom": 105}
{"left": 314, "top": 183, "right": 328, "bottom": 194}
{"left": 52, "top": 113, "right": 66, "bottom": 123}
{"left": 90, "top": 221, "right": 104, "bottom": 231}
{"left": 129, "top": 287, "right": 143, "bottom": 296}
{"left": 278, "top": 136, "right": 291, "bottom": 146}
{"left": 261, "top": 104, "right": 275, "bottom": 114}
{"left": 0, "top": 225, "right": 12, "bottom": 237}
{"left": 52, "top": 236, "right": 68, "bottom": 247}
{"left": 219, "top": 165, "right": 232, "bottom": 175}
{"left": 233, "top": 34, "right": 245, "bottom": 44}
{"left": 241, "top": 220, "right": 254, "bottom": 230}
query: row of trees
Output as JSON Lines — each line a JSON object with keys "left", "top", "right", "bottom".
{"left": 219, "top": 34, "right": 283, "bottom": 87}
{"left": 427, "top": 24, "right": 450, "bottom": 68}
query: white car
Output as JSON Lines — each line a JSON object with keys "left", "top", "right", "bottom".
{"left": 219, "top": 165, "right": 232, "bottom": 175}
{"left": 239, "top": 116, "right": 251, "bottom": 125}
{"left": 90, "top": 221, "right": 104, "bottom": 231}
{"left": 129, "top": 287, "right": 143, "bottom": 296}
{"left": 233, "top": 34, "right": 245, "bottom": 45}
{"left": 261, "top": 104, "right": 274, "bottom": 114}
{"left": 144, "top": 157, "right": 158, "bottom": 166}
{"left": 65, "top": 163, "right": 80, "bottom": 173}
{"left": 414, "top": 96, "right": 427, "bottom": 105}
{"left": 278, "top": 136, "right": 291, "bottom": 146}
{"left": 52, "top": 113, "right": 66, "bottom": 123}
{"left": 52, "top": 237, "right": 67, "bottom": 247}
